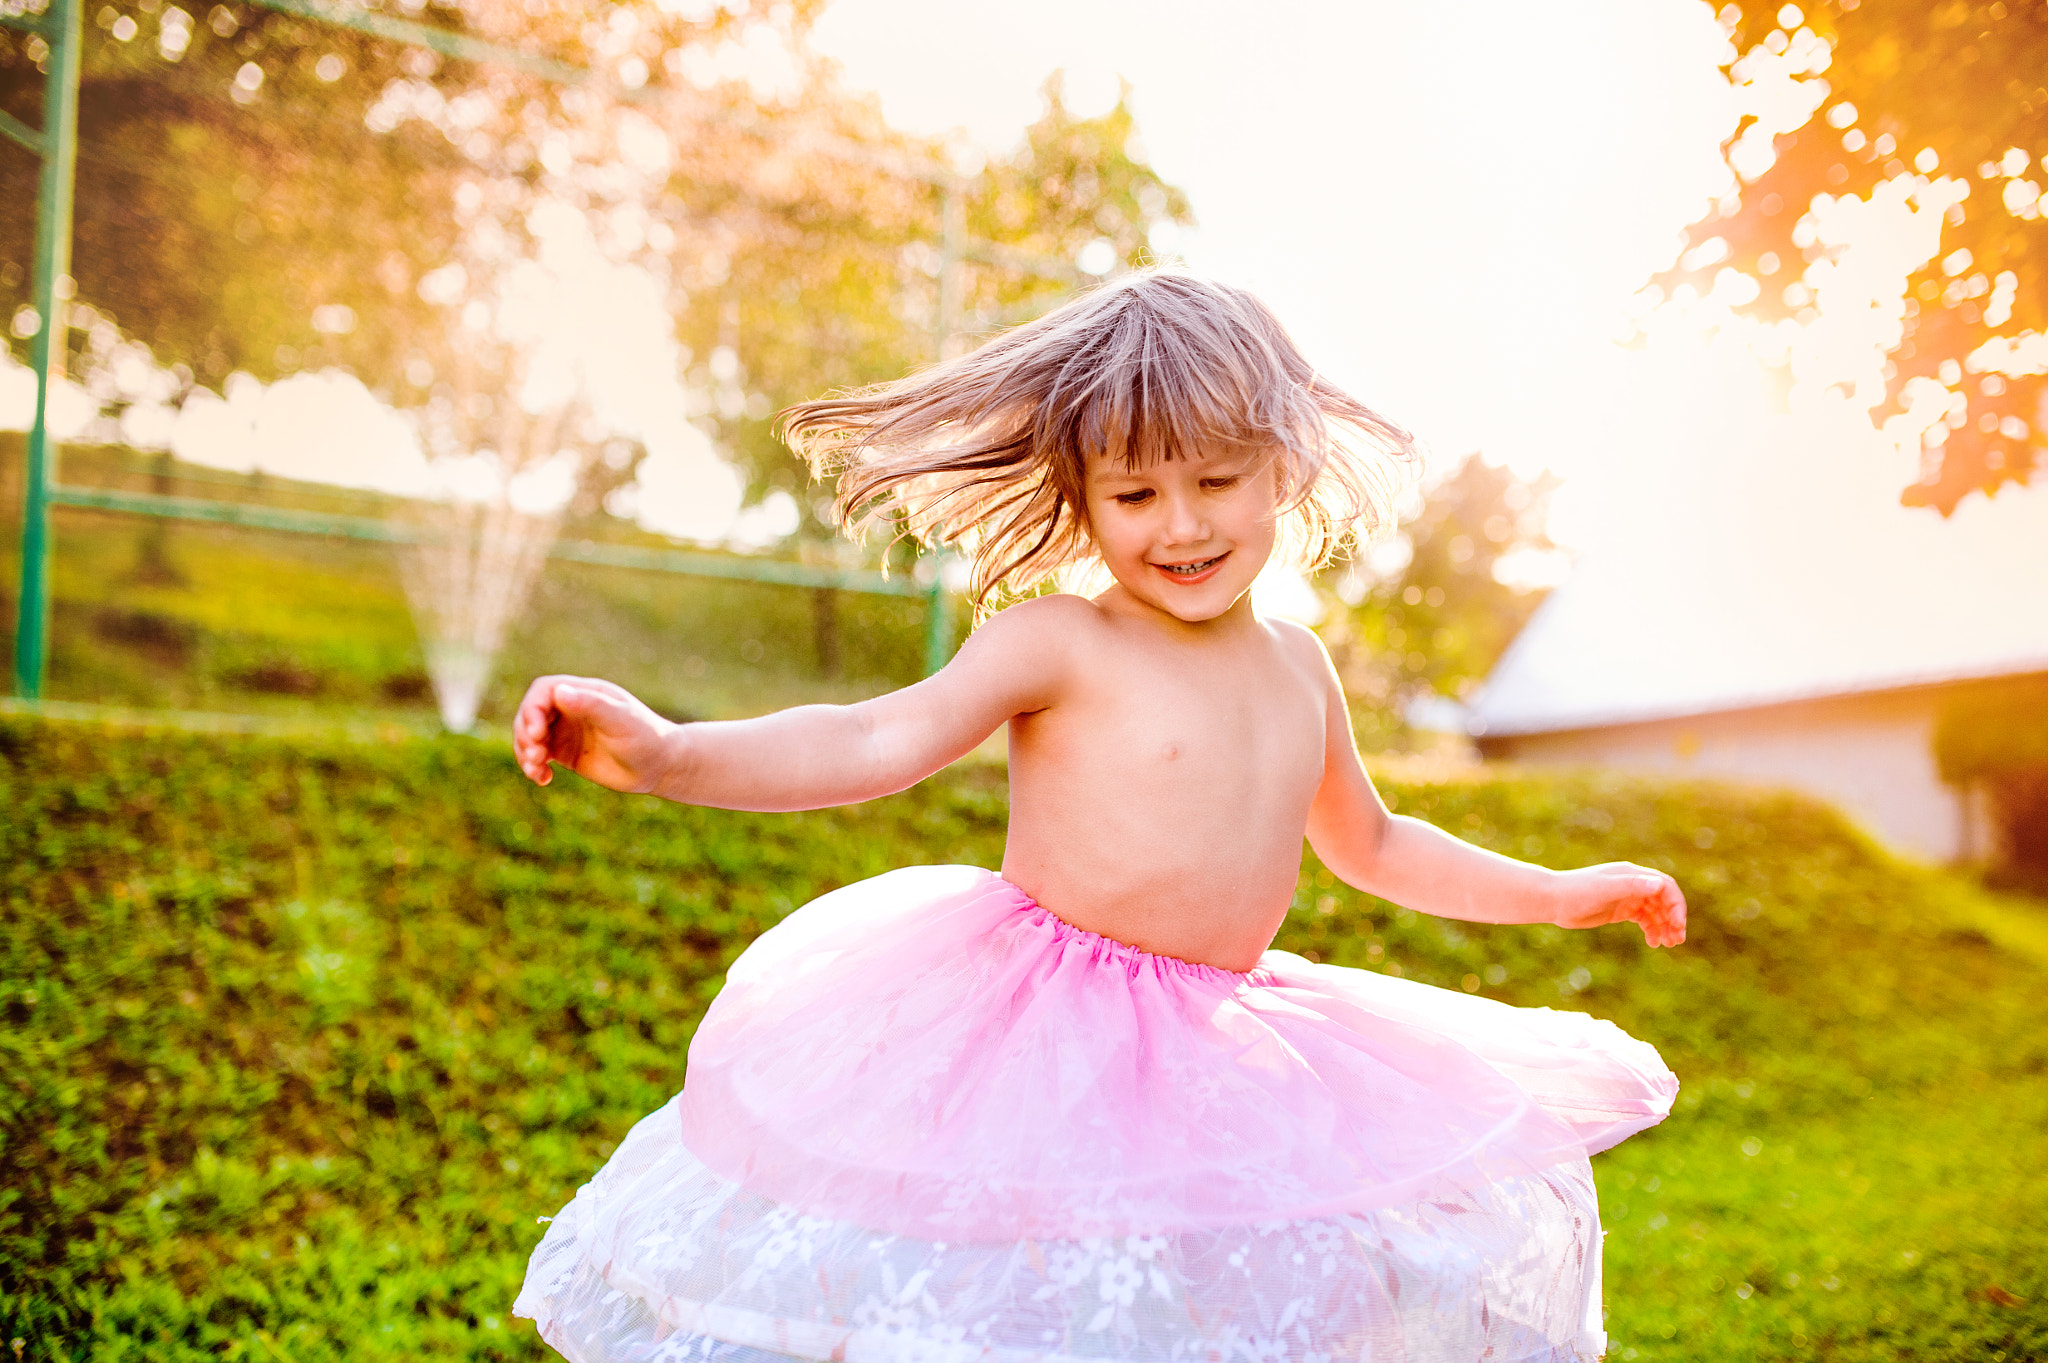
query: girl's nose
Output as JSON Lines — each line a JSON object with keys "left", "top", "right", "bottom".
{"left": 1161, "top": 489, "right": 1207, "bottom": 545}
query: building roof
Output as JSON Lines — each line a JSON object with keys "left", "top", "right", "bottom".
{"left": 1468, "top": 452, "right": 2048, "bottom": 738}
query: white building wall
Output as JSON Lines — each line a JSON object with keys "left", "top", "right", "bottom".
{"left": 1483, "top": 688, "right": 1971, "bottom": 862}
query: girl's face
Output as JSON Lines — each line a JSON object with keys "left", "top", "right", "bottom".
{"left": 1082, "top": 444, "right": 1279, "bottom": 623}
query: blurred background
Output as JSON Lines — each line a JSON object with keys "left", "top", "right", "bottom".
{"left": 3, "top": 2, "right": 2046, "bottom": 1360}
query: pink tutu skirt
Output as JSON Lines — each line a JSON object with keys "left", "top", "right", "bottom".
{"left": 515, "top": 866, "right": 1677, "bottom": 1363}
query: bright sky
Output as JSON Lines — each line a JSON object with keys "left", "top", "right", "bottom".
{"left": 808, "top": 0, "right": 1746, "bottom": 545}
{"left": 807, "top": 0, "right": 2034, "bottom": 560}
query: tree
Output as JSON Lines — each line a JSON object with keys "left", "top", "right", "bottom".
{"left": 1319, "top": 455, "right": 1562, "bottom": 747}
{"left": 1653, "top": 0, "right": 2048, "bottom": 513}
{"left": 0, "top": 1, "right": 1192, "bottom": 533}
{"left": 637, "top": 65, "right": 1190, "bottom": 673}
{"left": 1, "top": 0, "right": 617, "bottom": 386}
{"left": 2, "top": 2, "right": 1195, "bottom": 690}
{"left": 697, "top": 72, "right": 1194, "bottom": 535}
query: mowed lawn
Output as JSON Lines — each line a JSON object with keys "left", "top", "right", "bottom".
{"left": 2, "top": 714, "right": 2044, "bottom": 1362}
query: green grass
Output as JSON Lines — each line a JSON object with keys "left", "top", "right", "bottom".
{"left": 2, "top": 718, "right": 2046, "bottom": 1362}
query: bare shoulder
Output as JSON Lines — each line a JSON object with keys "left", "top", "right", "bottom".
{"left": 966, "top": 591, "right": 1106, "bottom": 657}
{"left": 1262, "top": 615, "right": 1341, "bottom": 686}
{"left": 941, "top": 593, "right": 1108, "bottom": 710}
{"left": 983, "top": 590, "right": 1105, "bottom": 630}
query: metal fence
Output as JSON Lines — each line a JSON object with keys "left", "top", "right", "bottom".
{"left": 0, "top": 0, "right": 1068, "bottom": 698}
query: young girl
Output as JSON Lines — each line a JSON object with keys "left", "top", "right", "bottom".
{"left": 510, "top": 271, "right": 1684, "bottom": 1363}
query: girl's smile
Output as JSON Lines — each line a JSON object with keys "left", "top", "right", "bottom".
{"left": 1085, "top": 446, "right": 1278, "bottom": 623}
{"left": 1152, "top": 552, "right": 1228, "bottom": 582}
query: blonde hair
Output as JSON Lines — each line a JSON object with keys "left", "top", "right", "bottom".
{"left": 780, "top": 269, "right": 1417, "bottom": 610}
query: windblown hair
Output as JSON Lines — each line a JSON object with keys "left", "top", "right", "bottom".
{"left": 780, "top": 269, "right": 1417, "bottom": 610}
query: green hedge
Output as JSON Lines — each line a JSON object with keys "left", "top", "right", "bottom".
{"left": 1933, "top": 676, "right": 2048, "bottom": 784}
{"left": 2, "top": 716, "right": 2045, "bottom": 1362}
{"left": 1934, "top": 676, "right": 2048, "bottom": 884}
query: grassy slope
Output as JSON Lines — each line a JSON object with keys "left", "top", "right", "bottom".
{"left": 0, "top": 441, "right": 941, "bottom": 724}
{"left": 2, "top": 718, "right": 2045, "bottom": 1363}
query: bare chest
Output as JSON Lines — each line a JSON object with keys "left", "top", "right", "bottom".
{"left": 1017, "top": 648, "right": 1327, "bottom": 805}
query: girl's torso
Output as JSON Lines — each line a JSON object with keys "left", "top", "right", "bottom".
{"left": 999, "top": 597, "right": 1331, "bottom": 972}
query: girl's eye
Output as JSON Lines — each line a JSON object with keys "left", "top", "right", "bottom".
{"left": 1114, "top": 490, "right": 1154, "bottom": 506}
{"left": 1201, "top": 476, "right": 1242, "bottom": 491}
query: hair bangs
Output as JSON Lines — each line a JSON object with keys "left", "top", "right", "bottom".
{"left": 780, "top": 269, "right": 1418, "bottom": 614}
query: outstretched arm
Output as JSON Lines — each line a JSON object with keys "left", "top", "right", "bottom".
{"left": 1296, "top": 636, "right": 1685, "bottom": 948}
{"left": 513, "top": 596, "right": 1073, "bottom": 811}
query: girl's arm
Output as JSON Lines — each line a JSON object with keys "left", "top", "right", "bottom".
{"left": 513, "top": 595, "right": 1078, "bottom": 811}
{"left": 1298, "top": 639, "right": 1686, "bottom": 948}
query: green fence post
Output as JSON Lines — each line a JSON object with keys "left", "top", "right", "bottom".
{"left": 12, "top": 0, "right": 82, "bottom": 699}
{"left": 922, "top": 557, "right": 954, "bottom": 677}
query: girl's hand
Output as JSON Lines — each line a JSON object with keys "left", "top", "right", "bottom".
{"left": 1551, "top": 863, "right": 1687, "bottom": 947}
{"left": 513, "top": 675, "right": 677, "bottom": 793}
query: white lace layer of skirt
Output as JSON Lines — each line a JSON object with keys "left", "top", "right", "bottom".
{"left": 514, "top": 1095, "right": 1608, "bottom": 1363}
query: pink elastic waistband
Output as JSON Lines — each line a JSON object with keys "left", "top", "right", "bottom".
{"left": 1000, "top": 878, "right": 1263, "bottom": 986}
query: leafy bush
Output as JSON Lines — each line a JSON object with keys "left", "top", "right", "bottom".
{"left": 1934, "top": 675, "right": 2048, "bottom": 885}
{"left": 1, "top": 716, "right": 2044, "bottom": 1362}
{"left": 1933, "top": 677, "right": 2048, "bottom": 783}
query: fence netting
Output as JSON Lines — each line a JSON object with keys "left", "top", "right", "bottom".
{"left": 0, "top": 0, "right": 1191, "bottom": 725}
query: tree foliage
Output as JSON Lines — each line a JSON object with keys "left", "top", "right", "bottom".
{"left": 0, "top": 1, "right": 1192, "bottom": 541}
{"left": 1320, "top": 455, "right": 1561, "bottom": 739}
{"left": 0, "top": 0, "right": 640, "bottom": 385}
{"left": 695, "top": 74, "right": 1192, "bottom": 533}
{"left": 1654, "top": 0, "right": 2048, "bottom": 512}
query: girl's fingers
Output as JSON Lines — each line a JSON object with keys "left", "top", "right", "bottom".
{"left": 512, "top": 676, "right": 618, "bottom": 787}
{"left": 1664, "top": 880, "right": 1687, "bottom": 937}
{"left": 514, "top": 675, "right": 656, "bottom": 790}
{"left": 1642, "top": 876, "right": 1685, "bottom": 947}
{"left": 1619, "top": 873, "right": 1658, "bottom": 944}
{"left": 517, "top": 686, "right": 572, "bottom": 783}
